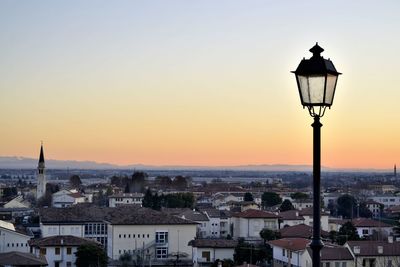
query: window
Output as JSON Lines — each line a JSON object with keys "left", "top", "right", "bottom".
{"left": 325, "top": 263, "right": 330, "bottom": 267}
{"left": 156, "top": 231, "right": 168, "bottom": 244}
{"left": 362, "top": 229, "right": 369, "bottom": 235}
{"left": 133, "top": 234, "right": 135, "bottom": 238}
{"left": 282, "top": 249, "right": 285, "bottom": 256}
{"left": 202, "top": 251, "right": 211, "bottom": 262}
{"left": 55, "top": 247, "right": 60, "bottom": 255}
{"left": 67, "top": 262, "right": 72, "bottom": 267}
{"left": 147, "top": 234, "right": 150, "bottom": 238}
{"left": 335, "top": 263, "right": 340, "bottom": 267}
{"left": 342, "top": 262, "right": 347, "bottom": 267}
{"left": 67, "top": 247, "right": 72, "bottom": 255}
{"left": 119, "top": 234, "right": 121, "bottom": 238}
{"left": 156, "top": 247, "right": 168, "bottom": 259}
{"left": 40, "top": 248, "right": 46, "bottom": 255}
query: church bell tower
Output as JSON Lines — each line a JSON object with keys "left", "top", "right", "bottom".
{"left": 36, "top": 143, "right": 47, "bottom": 199}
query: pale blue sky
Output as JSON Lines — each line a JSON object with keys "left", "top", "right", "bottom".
{"left": 1, "top": 1, "right": 399, "bottom": 168}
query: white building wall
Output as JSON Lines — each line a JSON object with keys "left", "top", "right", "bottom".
{"left": 33, "top": 246, "right": 79, "bottom": 267}
{"left": 108, "top": 196, "right": 143, "bottom": 207}
{"left": 0, "top": 228, "right": 31, "bottom": 253}
{"left": 370, "top": 196, "right": 400, "bottom": 208}
{"left": 303, "top": 215, "right": 329, "bottom": 231}
{"left": 233, "top": 217, "right": 278, "bottom": 239}
{"left": 108, "top": 224, "right": 196, "bottom": 260}
{"left": 41, "top": 224, "right": 84, "bottom": 237}
{"left": 193, "top": 247, "right": 235, "bottom": 263}
{"left": 272, "top": 246, "right": 302, "bottom": 267}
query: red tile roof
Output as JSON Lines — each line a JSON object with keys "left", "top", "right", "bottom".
{"left": 279, "top": 210, "right": 304, "bottom": 221}
{"left": 189, "top": 239, "right": 238, "bottom": 248}
{"left": 351, "top": 218, "right": 391, "bottom": 228}
{"left": 269, "top": 238, "right": 309, "bottom": 251}
{"left": 234, "top": 209, "right": 280, "bottom": 219}
{"left": 347, "top": 240, "right": 400, "bottom": 256}
{"left": 306, "top": 247, "right": 353, "bottom": 261}
{"left": 280, "top": 224, "right": 329, "bottom": 239}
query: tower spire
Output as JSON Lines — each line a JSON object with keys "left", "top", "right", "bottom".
{"left": 39, "top": 142, "right": 45, "bottom": 166}
{"left": 36, "top": 142, "right": 47, "bottom": 199}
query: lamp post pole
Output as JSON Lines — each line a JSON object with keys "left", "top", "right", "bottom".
{"left": 292, "top": 43, "right": 341, "bottom": 267}
{"left": 310, "top": 116, "right": 322, "bottom": 267}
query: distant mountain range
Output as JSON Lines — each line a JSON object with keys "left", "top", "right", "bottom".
{"left": 0, "top": 156, "right": 391, "bottom": 172}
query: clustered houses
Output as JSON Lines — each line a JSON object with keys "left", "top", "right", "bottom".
{"left": 269, "top": 237, "right": 400, "bottom": 267}
{"left": 3, "top": 145, "right": 400, "bottom": 267}
{"left": 52, "top": 189, "right": 90, "bottom": 208}
{"left": 40, "top": 205, "right": 197, "bottom": 262}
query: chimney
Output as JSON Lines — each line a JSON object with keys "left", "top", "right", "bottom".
{"left": 388, "top": 236, "right": 394, "bottom": 243}
{"left": 354, "top": 246, "right": 360, "bottom": 254}
{"left": 296, "top": 212, "right": 299, "bottom": 217}
{"left": 378, "top": 246, "right": 383, "bottom": 254}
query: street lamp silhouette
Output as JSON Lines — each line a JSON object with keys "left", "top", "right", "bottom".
{"left": 292, "top": 43, "right": 341, "bottom": 267}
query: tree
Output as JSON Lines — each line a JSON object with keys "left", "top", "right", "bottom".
{"left": 37, "top": 183, "right": 60, "bottom": 207}
{"left": 211, "top": 259, "right": 234, "bottom": 267}
{"left": 279, "top": 199, "right": 295, "bottom": 212}
{"left": 119, "top": 252, "right": 132, "bottom": 267}
{"left": 234, "top": 238, "right": 270, "bottom": 265}
{"left": 172, "top": 176, "right": 188, "bottom": 189}
{"left": 335, "top": 221, "right": 360, "bottom": 245}
{"left": 69, "top": 175, "right": 82, "bottom": 189}
{"left": 260, "top": 229, "right": 281, "bottom": 244}
{"left": 155, "top": 176, "right": 172, "bottom": 187}
{"left": 337, "top": 194, "right": 357, "bottom": 219}
{"left": 142, "top": 188, "right": 153, "bottom": 208}
{"left": 261, "top": 192, "right": 282, "bottom": 209}
{"left": 244, "top": 192, "right": 254, "bottom": 202}
{"left": 290, "top": 192, "right": 309, "bottom": 200}
{"left": 75, "top": 244, "right": 108, "bottom": 267}
{"left": 2, "top": 187, "right": 18, "bottom": 200}
{"left": 94, "top": 190, "right": 107, "bottom": 207}
{"left": 126, "top": 171, "right": 147, "bottom": 193}
{"left": 358, "top": 202, "right": 373, "bottom": 218}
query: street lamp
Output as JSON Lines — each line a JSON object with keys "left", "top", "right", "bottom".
{"left": 292, "top": 43, "right": 341, "bottom": 267}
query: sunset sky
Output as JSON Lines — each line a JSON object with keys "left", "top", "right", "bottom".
{"left": 1, "top": 1, "right": 399, "bottom": 169}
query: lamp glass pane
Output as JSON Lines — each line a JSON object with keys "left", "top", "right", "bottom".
{"left": 325, "top": 74, "right": 338, "bottom": 105}
{"left": 308, "top": 75, "right": 325, "bottom": 104}
{"left": 298, "top": 75, "right": 310, "bottom": 104}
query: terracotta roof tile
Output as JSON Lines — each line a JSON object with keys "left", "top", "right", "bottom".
{"left": 234, "top": 209, "right": 280, "bottom": 219}
{"left": 280, "top": 224, "right": 329, "bottom": 239}
{"left": 29, "top": 235, "right": 99, "bottom": 247}
{"left": 347, "top": 240, "right": 400, "bottom": 256}
{"left": 269, "top": 238, "right": 309, "bottom": 251}
{"left": 351, "top": 218, "right": 392, "bottom": 228}
{"left": 189, "top": 239, "right": 238, "bottom": 248}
